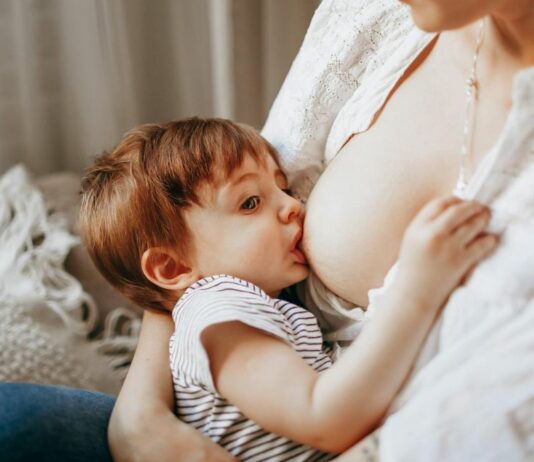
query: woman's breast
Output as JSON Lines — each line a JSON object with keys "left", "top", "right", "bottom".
{"left": 303, "top": 125, "right": 460, "bottom": 307}
{"left": 301, "top": 29, "right": 512, "bottom": 308}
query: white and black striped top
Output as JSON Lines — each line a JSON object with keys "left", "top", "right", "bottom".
{"left": 170, "top": 275, "right": 336, "bottom": 461}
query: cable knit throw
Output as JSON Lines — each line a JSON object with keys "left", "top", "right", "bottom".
{"left": 0, "top": 165, "right": 140, "bottom": 395}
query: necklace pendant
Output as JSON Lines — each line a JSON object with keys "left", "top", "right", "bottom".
{"left": 457, "top": 19, "right": 485, "bottom": 199}
{"left": 466, "top": 77, "right": 478, "bottom": 99}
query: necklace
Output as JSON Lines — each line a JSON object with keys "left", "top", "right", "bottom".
{"left": 457, "top": 19, "right": 486, "bottom": 195}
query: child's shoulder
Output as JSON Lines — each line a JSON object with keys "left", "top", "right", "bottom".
{"left": 171, "top": 275, "right": 291, "bottom": 335}
{"left": 175, "top": 274, "right": 271, "bottom": 310}
{"left": 187, "top": 274, "right": 269, "bottom": 296}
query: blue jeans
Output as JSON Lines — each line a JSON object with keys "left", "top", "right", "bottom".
{"left": 0, "top": 382, "right": 115, "bottom": 462}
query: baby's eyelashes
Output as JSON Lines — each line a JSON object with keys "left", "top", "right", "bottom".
{"left": 240, "top": 196, "right": 261, "bottom": 211}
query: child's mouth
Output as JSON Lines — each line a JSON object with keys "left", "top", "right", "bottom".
{"left": 291, "top": 247, "right": 307, "bottom": 264}
{"left": 289, "top": 228, "right": 308, "bottom": 264}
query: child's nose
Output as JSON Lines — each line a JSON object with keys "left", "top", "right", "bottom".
{"left": 279, "top": 194, "right": 302, "bottom": 223}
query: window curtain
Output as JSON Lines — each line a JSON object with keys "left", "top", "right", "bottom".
{"left": 0, "top": 0, "right": 319, "bottom": 175}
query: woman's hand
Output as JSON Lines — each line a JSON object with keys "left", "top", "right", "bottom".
{"left": 109, "top": 400, "right": 235, "bottom": 462}
{"left": 108, "top": 309, "right": 236, "bottom": 462}
{"left": 396, "top": 196, "right": 498, "bottom": 308}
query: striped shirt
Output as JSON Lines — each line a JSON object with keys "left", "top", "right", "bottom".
{"left": 170, "top": 275, "right": 337, "bottom": 461}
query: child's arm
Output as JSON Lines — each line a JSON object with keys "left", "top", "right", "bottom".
{"left": 202, "top": 197, "right": 497, "bottom": 453}
{"left": 108, "top": 309, "right": 236, "bottom": 462}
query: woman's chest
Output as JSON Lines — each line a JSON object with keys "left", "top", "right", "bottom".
{"left": 304, "top": 42, "right": 510, "bottom": 306}
{"left": 303, "top": 111, "right": 462, "bottom": 306}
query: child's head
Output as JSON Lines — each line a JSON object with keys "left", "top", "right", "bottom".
{"left": 80, "top": 118, "right": 308, "bottom": 311}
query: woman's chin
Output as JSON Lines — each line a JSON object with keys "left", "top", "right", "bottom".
{"left": 412, "top": 15, "right": 471, "bottom": 33}
{"left": 405, "top": 2, "right": 482, "bottom": 33}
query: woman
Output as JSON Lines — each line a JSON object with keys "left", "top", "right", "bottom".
{"left": 109, "top": 0, "right": 534, "bottom": 460}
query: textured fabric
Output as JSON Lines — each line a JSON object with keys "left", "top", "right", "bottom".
{"left": 262, "top": 0, "right": 431, "bottom": 202}
{"left": 0, "top": 165, "right": 139, "bottom": 394}
{"left": 170, "top": 275, "right": 335, "bottom": 461}
{"left": 0, "top": 383, "right": 114, "bottom": 462}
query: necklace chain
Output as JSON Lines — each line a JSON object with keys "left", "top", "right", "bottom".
{"left": 457, "top": 19, "right": 486, "bottom": 195}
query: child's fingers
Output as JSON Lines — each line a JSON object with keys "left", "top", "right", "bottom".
{"left": 459, "top": 264, "right": 477, "bottom": 285}
{"left": 432, "top": 201, "right": 486, "bottom": 234}
{"left": 454, "top": 209, "right": 491, "bottom": 245}
{"left": 465, "top": 233, "right": 499, "bottom": 264}
{"left": 417, "top": 196, "right": 463, "bottom": 222}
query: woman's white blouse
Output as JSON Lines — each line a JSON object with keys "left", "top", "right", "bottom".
{"left": 262, "top": 0, "right": 433, "bottom": 201}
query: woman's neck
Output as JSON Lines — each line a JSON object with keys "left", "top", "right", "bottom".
{"left": 490, "top": 1, "right": 534, "bottom": 66}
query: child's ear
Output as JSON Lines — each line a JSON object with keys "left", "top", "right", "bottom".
{"left": 141, "top": 247, "right": 199, "bottom": 291}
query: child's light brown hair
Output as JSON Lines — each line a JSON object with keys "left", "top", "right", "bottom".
{"left": 79, "top": 117, "right": 279, "bottom": 311}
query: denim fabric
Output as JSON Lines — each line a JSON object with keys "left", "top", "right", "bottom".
{"left": 0, "top": 383, "right": 115, "bottom": 462}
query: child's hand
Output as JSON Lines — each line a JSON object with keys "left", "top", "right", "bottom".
{"left": 395, "top": 196, "right": 498, "bottom": 310}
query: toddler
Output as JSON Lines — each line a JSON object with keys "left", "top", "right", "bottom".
{"left": 80, "top": 118, "right": 497, "bottom": 461}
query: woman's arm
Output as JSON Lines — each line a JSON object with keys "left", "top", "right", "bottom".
{"left": 108, "top": 309, "right": 236, "bottom": 462}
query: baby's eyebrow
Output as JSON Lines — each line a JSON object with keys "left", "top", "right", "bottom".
{"left": 228, "top": 172, "right": 258, "bottom": 188}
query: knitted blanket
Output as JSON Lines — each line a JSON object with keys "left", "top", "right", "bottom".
{"left": 0, "top": 165, "right": 140, "bottom": 395}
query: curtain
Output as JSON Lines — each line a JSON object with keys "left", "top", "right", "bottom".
{"left": 0, "top": 0, "right": 319, "bottom": 176}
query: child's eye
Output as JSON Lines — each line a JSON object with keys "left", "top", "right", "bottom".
{"left": 241, "top": 196, "right": 260, "bottom": 210}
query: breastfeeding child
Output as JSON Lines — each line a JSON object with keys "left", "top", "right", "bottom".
{"left": 79, "top": 117, "right": 497, "bottom": 461}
